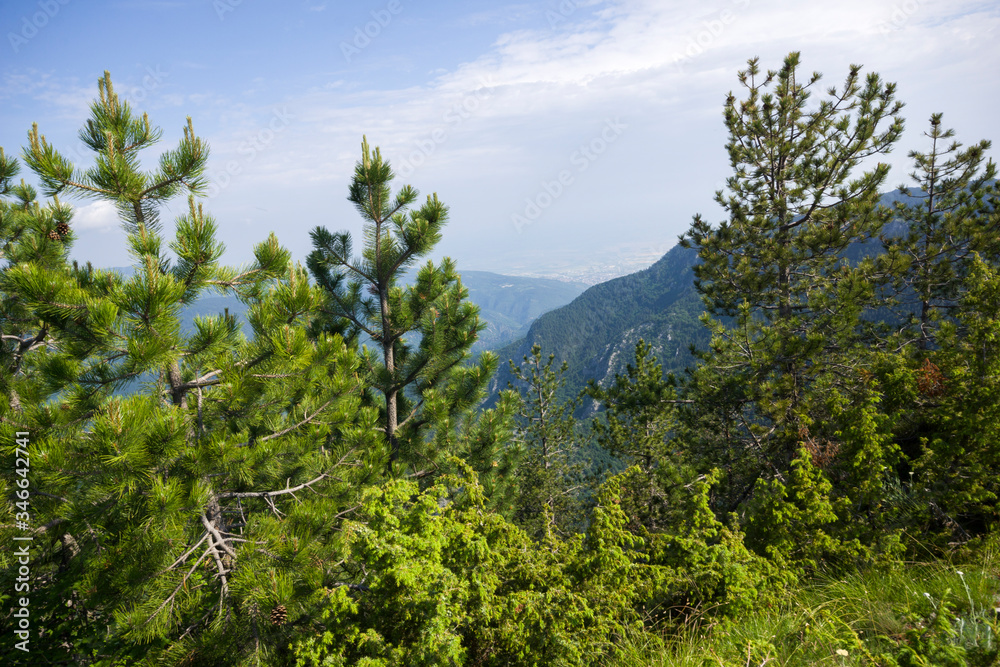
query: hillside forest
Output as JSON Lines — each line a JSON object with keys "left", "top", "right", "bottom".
{"left": 2, "top": 53, "right": 1000, "bottom": 666}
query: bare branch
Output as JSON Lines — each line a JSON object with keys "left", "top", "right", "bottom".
{"left": 162, "top": 533, "right": 210, "bottom": 574}
{"left": 200, "top": 513, "right": 237, "bottom": 559}
{"left": 217, "top": 473, "right": 332, "bottom": 500}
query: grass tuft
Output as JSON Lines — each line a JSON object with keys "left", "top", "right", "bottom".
{"left": 610, "top": 545, "right": 1000, "bottom": 666}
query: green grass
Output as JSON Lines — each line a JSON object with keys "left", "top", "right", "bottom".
{"left": 610, "top": 541, "right": 1000, "bottom": 666}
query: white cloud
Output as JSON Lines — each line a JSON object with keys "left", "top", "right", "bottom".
{"left": 180, "top": 0, "right": 998, "bottom": 273}
{"left": 10, "top": 0, "right": 997, "bottom": 274}
{"left": 0, "top": 71, "right": 93, "bottom": 121}
{"left": 72, "top": 200, "right": 119, "bottom": 232}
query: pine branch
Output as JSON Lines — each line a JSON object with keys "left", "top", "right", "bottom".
{"left": 217, "top": 472, "right": 335, "bottom": 500}
{"left": 181, "top": 369, "right": 223, "bottom": 388}
{"left": 200, "top": 512, "right": 237, "bottom": 559}
{"left": 233, "top": 397, "right": 336, "bottom": 448}
{"left": 146, "top": 546, "right": 211, "bottom": 627}
{"left": 162, "top": 533, "right": 210, "bottom": 574}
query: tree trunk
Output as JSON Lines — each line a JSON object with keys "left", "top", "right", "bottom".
{"left": 167, "top": 360, "right": 187, "bottom": 409}
{"left": 380, "top": 286, "right": 399, "bottom": 470}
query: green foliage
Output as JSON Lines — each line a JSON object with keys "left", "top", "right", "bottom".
{"left": 307, "top": 138, "right": 510, "bottom": 487}
{"left": 827, "top": 379, "right": 906, "bottom": 561}
{"left": 294, "top": 463, "right": 640, "bottom": 667}
{"left": 583, "top": 341, "right": 767, "bottom": 619}
{"left": 632, "top": 468, "right": 768, "bottom": 619}
{"left": 507, "top": 344, "right": 587, "bottom": 540}
{"left": 680, "top": 52, "right": 905, "bottom": 506}
{"left": 746, "top": 448, "right": 864, "bottom": 578}
{"left": 893, "top": 594, "right": 969, "bottom": 667}
{"left": 880, "top": 114, "right": 999, "bottom": 351}
{"left": 292, "top": 467, "right": 762, "bottom": 667}
{"left": 293, "top": 474, "right": 480, "bottom": 667}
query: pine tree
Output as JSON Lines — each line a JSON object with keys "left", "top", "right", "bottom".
{"left": 21, "top": 69, "right": 213, "bottom": 408}
{"left": 307, "top": 138, "right": 510, "bottom": 483}
{"left": 881, "top": 113, "right": 999, "bottom": 351}
{"left": 587, "top": 341, "right": 678, "bottom": 474}
{"left": 508, "top": 344, "right": 586, "bottom": 540}
{"left": 679, "top": 52, "right": 905, "bottom": 502}
{"left": 586, "top": 341, "right": 688, "bottom": 532}
{"left": 0, "top": 72, "right": 384, "bottom": 665}
{"left": 0, "top": 148, "right": 76, "bottom": 418}
{"left": 0, "top": 150, "right": 87, "bottom": 659}
{"left": 912, "top": 254, "right": 1000, "bottom": 539}
{"left": 858, "top": 116, "right": 1000, "bottom": 547}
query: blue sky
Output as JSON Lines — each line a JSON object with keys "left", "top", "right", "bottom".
{"left": 2, "top": 0, "right": 999, "bottom": 281}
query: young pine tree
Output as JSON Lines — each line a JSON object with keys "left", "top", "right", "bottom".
{"left": 865, "top": 116, "right": 1000, "bottom": 547}
{"left": 680, "top": 52, "right": 905, "bottom": 503}
{"left": 508, "top": 344, "right": 586, "bottom": 540}
{"left": 0, "top": 72, "right": 384, "bottom": 666}
{"left": 880, "top": 113, "right": 999, "bottom": 351}
{"left": 586, "top": 341, "right": 688, "bottom": 532}
{"left": 307, "top": 138, "right": 513, "bottom": 487}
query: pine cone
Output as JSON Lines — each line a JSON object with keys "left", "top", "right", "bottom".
{"left": 56, "top": 222, "right": 70, "bottom": 237}
{"left": 47, "top": 230, "right": 61, "bottom": 241}
{"left": 270, "top": 605, "right": 287, "bottom": 626}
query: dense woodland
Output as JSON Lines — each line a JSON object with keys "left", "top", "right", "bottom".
{"left": 2, "top": 53, "right": 1000, "bottom": 666}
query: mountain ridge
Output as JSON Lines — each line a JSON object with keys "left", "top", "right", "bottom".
{"left": 488, "top": 242, "right": 705, "bottom": 410}
{"left": 487, "top": 188, "right": 942, "bottom": 408}
{"left": 93, "top": 267, "right": 588, "bottom": 354}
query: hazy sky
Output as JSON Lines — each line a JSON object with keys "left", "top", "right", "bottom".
{"left": 2, "top": 0, "right": 998, "bottom": 277}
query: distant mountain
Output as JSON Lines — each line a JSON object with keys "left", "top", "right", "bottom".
{"left": 488, "top": 243, "right": 706, "bottom": 412}
{"left": 487, "top": 189, "right": 941, "bottom": 411}
{"left": 97, "top": 267, "right": 586, "bottom": 353}
{"left": 459, "top": 271, "right": 588, "bottom": 353}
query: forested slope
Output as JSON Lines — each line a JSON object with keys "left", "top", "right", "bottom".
{"left": 489, "top": 242, "right": 704, "bottom": 406}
